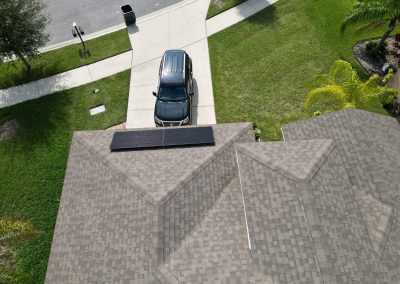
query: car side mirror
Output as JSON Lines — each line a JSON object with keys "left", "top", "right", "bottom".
{"left": 152, "top": 91, "right": 157, "bottom": 97}
{"left": 189, "top": 92, "right": 194, "bottom": 96}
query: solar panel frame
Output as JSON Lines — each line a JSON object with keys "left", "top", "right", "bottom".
{"left": 110, "top": 126, "right": 215, "bottom": 151}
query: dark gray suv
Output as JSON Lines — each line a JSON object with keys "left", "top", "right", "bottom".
{"left": 153, "top": 50, "right": 193, "bottom": 127}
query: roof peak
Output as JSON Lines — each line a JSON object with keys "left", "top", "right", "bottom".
{"left": 236, "top": 139, "right": 335, "bottom": 183}
{"left": 73, "top": 123, "right": 253, "bottom": 205}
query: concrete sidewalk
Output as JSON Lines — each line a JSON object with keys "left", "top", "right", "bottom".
{"left": 206, "top": 0, "right": 279, "bottom": 36}
{"left": 0, "top": 51, "right": 132, "bottom": 108}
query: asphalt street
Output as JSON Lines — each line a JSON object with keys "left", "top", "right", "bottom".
{"left": 42, "top": 0, "right": 183, "bottom": 46}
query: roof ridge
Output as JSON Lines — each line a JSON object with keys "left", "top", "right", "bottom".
{"left": 153, "top": 266, "right": 180, "bottom": 284}
{"left": 354, "top": 190, "right": 394, "bottom": 259}
{"left": 236, "top": 139, "right": 335, "bottom": 183}
{"left": 344, "top": 108, "right": 388, "bottom": 201}
{"left": 157, "top": 122, "right": 253, "bottom": 205}
{"left": 343, "top": 109, "right": 396, "bottom": 257}
{"left": 73, "top": 133, "right": 157, "bottom": 205}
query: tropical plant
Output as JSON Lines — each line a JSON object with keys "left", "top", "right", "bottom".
{"left": 366, "top": 40, "right": 388, "bottom": 61}
{"left": 304, "top": 60, "right": 398, "bottom": 113}
{"left": 341, "top": 0, "right": 400, "bottom": 50}
{"left": 0, "top": 0, "right": 49, "bottom": 71}
{"left": 0, "top": 219, "right": 39, "bottom": 282}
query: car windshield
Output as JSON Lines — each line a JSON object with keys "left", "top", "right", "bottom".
{"left": 158, "top": 86, "right": 187, "bottom": 101}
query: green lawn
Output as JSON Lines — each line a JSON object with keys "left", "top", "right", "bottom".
{"left": 0, "top": 29, "right": 131, "bottom": 89}
{"left": 206, "top": 0, "right": 247, "bottom": 19}
{"left": 208, "top": 0, "right": 397, "bottom": 141}
{"left": 0, "top": 70, "right": 130, "bottom": 282}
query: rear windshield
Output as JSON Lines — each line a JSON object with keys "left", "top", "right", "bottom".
{"left": 159, "top": 86, "right": 187, "bottom": 101}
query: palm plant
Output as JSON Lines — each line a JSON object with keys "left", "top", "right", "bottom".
{"left": 304, "top": 60, "right": 398, "bottom": 113}
{"left": 341, "top": 0, "right": 400, "bottom": 49}
{"left": 0, "top": 219, "right": 39, "bottom": 282}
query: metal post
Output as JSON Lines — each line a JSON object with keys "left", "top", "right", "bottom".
{"left": 72, "top": 22, "right": 86, "bottom": 56}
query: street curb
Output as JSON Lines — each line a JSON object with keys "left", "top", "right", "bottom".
{"left": 40, "top": 24, "right": 126, "bottom": 53}
{"left": 41, "top": 0, "right": 199, "bottom": 53}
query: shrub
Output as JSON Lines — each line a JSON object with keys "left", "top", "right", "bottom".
{"left": 395, "top": 33, "right": 400, "bottom": 42}
{"left": 382, "top": 68, "right": 394, "bottom": 84}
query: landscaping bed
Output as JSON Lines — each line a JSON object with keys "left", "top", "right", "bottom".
{"left": 0, "top": 29, "right": 131, "bottom": 89}
{"left": 0, "top": 70, "right": 130, "bottom": 282}
{"left": 354, "top": 37, "right": 400, "bottom": 76}
{"left": 208, "top": 0, "right": 396, "bottom": 141}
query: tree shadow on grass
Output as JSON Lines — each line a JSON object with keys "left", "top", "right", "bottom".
{"left": 29, "top": 56, "right": 66, "bottom": 81}
{"left": 0, "top": 57, "right": 66, "bottom": 89}
{"left": 0, "top": 90, "right": 71, "bottom": 153}
{"left": 79, "top": 49, "right": 91, "bottom": 59}
{"left": 242, "top": 3, "right": 277, "bottom": 26}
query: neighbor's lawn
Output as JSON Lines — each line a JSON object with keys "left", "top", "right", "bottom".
{"left": 208, "top": 0, "right": 398, "bottom": 141}
{"left": 0, "top": 70, "right": 130, "bottom": 282}
{"left": 0, "top": 29, "right": 131, "bottom": 89}
{"left": 206, "top": 0, "right": 247, "bottom": 19}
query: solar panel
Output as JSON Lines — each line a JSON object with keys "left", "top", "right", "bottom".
{"left": 110, "top": 126, "right": 215, "bottom": 151}
{"left": 110, "top": 129, "right": 163, "bottom": 150}
{"left": 163, "top": 128, "right": 190, "bottom": 146}
{"left": 188, "top": 127, "right": 215, "bottom": 145}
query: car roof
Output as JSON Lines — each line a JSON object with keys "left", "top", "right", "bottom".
{"left": 160, "top": 50, "right": 186, "bottom": 85}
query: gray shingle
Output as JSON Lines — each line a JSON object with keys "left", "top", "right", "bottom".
{"left": 46, "top": 108, "right": 400, "bottom": 283}
{"left": 283, "top": 108, "right": 399, "bottom": 281}
{"left": 236, "top": 139, "right": 334, "bottom": 182}
{"left": 236, "top": 140, "right": 391, "bottom": 283}
{"left": 45, "top": 138, "right": 155, "bottom": 283}
{"left": 236, "top": 148, "right": 323, "bottom": 283}
{"left": 160, "top": 178, "right": 272, "bottom": 283}
{"left": 46, "top": 123, "right": 256, "bottom": 283}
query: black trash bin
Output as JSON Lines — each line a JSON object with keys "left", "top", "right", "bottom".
{"left": 121, "top": 5, "right": 136, "bottom": 25}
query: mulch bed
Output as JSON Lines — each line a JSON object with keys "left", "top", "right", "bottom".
{"left": 353, "top": 37, "right": 400, "bottom": 76}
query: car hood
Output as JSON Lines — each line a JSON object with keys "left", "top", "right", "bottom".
{"left": 155, "top": 100, "right": 189, "bottom": 121}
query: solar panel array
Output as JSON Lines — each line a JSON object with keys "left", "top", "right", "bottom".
{"left": 110, "top": 126, "right": 215, "bottom": 151}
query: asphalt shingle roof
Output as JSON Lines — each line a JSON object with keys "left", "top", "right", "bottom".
{"left": 46, "top": 109, "right": 400, "bottom": 283}
{"left": 236, "top": 139, "right": 391, "bottom": 283}
{"left": 45, "top": 123, "right": 256, "bottom": 283}
{"left": 283, "top": 108, "right": 400, "bottom": 282}
{"left": 72, "top": 123, "right": 251, "bottom": 204}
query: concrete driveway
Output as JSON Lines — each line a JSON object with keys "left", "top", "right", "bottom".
{"left": 126, "top": 0, "right": 216, "bottom": 128}
{"left": 42, "top": 0, "right": 183, "bottom": 46}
